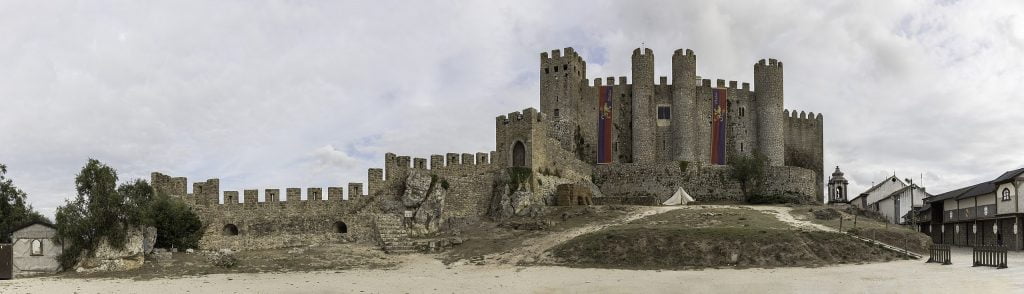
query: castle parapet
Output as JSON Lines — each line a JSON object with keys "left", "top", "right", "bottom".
{"left": 308, "top": 187, "right": 323, "bottom": 201}
{"left": 348, "top": 183, "right": 363, "bottom": 198}
{"left": 224, "top": 191, "right": 239, "bottom": 205}
{"left": 328, "top": 187, "right": 344, "bottom": 201}
{"left": 244, "top": 190, "right": 258, "bottom": 204}
{"left": 266, "top": 189, "right": 280, "bottom": 203}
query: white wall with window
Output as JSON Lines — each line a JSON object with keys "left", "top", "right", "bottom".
{"left": 9, "top": 222, "right": 63, "bottom": 276}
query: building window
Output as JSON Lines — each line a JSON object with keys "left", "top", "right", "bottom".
{"left": 657, "top": 106, "right": 671, "bottom": 119}
{"left": 544, "top": 68, "right": 549, "bottom": 74}
{"left": 30, "top": 239, "right": 43, "bottom": 256}
{"left": 1003, "top": 188, "right": 1012, "bottom": 201}
{"left": 554, "top": 109, "right": 560, "bottom": 117}
{"left": 739, "top": 107, "right": 745, "bottom": 117}
{"left": 554, "top": 66, "right": 558, "bottom": 72}
{"left": 563, "top": 64, "right": 568, "bottom": 70}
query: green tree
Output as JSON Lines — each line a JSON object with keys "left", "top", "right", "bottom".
{"left": 728, "top": 152, "right": 768, "bottom": 199}
{"left": 56, "top": 159, "right": 133, "bottom": 269}
{"left": 146, "top": 191, "right": 203, "bottom": 249}
{"left": 56, "top": 159, "right": 205, "bottom": 269}
{"left": 0, "top": 164, "right": 49, "bottom": 243}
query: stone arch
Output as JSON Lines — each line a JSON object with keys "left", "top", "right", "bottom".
{"left": 334, "top": 221, "right": 348, "bottom": 234}
{"left": 512, "top": 141, "right": 526, "bottom": 167}
{"left": 222, "top": 224, "right": 239, "bottom": 236}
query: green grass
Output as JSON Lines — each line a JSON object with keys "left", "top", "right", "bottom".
{"left": 625, "top": 207, "right": 791, "bottom": 230}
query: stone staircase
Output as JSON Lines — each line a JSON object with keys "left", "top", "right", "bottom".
{"left": 375, "top": 214, "right": 417, "bottom": 254}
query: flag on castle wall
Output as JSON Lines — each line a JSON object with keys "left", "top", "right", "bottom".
{"left": 597, "top": 86, "right": 613, "bottom": 164}
{"left": 710, "top": 88, "right": 728, "bottom": 165}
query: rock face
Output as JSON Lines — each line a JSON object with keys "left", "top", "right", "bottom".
{"left": 401, "top": 170, "right": 447, "bottom": 236}
{"left": 76, "top": 226, "right": 154, "bottom": 273}
{"left": 142, "top": 226, "right": 157, "bottom": 255}
{"left": 489, "top": 171, "right": 544, "bottom": 220}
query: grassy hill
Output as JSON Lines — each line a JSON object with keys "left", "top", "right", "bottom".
{"left": 550, "top": 206, "right": 913, "bottom": 270}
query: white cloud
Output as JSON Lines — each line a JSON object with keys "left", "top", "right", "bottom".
{"left": 1, "top": 0, "right": 1023, "bottom": 215}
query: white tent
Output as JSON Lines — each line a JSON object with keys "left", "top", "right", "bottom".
{"left": 662, "top": 187, "right": 695, "bottom": 206}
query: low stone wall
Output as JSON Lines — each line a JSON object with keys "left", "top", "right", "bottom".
{"left": 194, "top": 199, "right": 376, "bottom": 250}
{"left": 593, "top": 161, "right": 816, "bottom": 204}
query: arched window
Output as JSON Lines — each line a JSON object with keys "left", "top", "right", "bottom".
{"left": 30, "top": 239, "right": 43, "bottom": 256}
{"left": 512, "top": 141, "right": 526, "bottom": 167}
{"left": 334, "top": 221, "right": 348, "bottom": 234}
{"left": 222, "top": 224, "right": 239, "bottom": 236}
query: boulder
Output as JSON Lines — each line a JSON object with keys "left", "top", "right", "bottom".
{"left": 403, "top": 170, "right": 448, "bottom": 236}
{"left": 142, "top": 226, "right": 158, "bottom": 255}
{"left": 75, "top": 226, "right": 149, "bottom": 273}
{"left": 402, "top": 170, "right": 434, "bottom": 207}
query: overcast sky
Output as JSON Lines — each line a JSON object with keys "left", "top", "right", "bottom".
{"left": 2, "top": 0, "right": 1023, "bottom": 217}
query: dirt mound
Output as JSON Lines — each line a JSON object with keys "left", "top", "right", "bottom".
{"left": 550, "top": 227, "right": 909, "bottom": 269}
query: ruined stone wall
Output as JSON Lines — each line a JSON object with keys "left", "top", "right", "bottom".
{"left": 593, "top": 162, "right": 816, "bottom": 204}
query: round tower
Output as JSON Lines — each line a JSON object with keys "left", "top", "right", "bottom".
{"left": 754, "top": 58, "right": 784, "bottom": 166}
{"left": 631, "top": 48, "right": 655, "bottom": 163}
{"left": 671, "top": 49, "right": 696, "bottom": 162}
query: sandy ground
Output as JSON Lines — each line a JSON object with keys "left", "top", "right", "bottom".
{"left": 1, "top": 250, "right": 1019, "bottom": 294}
{"left": 2, "top": 206, "right": 1018, "bottom": 293}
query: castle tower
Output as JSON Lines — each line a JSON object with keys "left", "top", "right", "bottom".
{"left": 540, "top": 48, "right": 586, "bottom": 151}
{"left": 754, "top": 59, "right": 784, "bottom": 166}
{"left": 631, "top": 48, "right": 656, "bottom": 163}
{"left": 671, "top": 49, "right": 697, "bottom": 162}
{"left": 827, "top": 166, "right": 849, "bottom": 203}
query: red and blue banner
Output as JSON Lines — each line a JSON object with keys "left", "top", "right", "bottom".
{"left": 597, "top": 86, "right": 613, "bottom": 164}
{"left": 710, "top": 88, "right": 728, "bottom": 165}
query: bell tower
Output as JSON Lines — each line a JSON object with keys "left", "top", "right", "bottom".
{"left": 827, "top": 166, "right": 850, "bottom": 203}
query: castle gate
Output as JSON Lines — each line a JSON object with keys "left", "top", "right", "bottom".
{"left": 512, "top": 141, "right": 526, "bottom": 167}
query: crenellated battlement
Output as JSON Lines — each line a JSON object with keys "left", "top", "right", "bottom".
{"left": 152, "top": 172, "right": 366, "bottom": 208}
{"left": 755, "top": 58, "right": 784, "bottom": 68}
{"left": 496, "top": 108, "right": 545, "bottom": 128}
{"left": 784, "top": 109, "right": 824, "bottom": 125}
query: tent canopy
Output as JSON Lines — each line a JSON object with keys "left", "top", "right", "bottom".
{"left": 662, "top": 187, "right": 695, "bottom": 206}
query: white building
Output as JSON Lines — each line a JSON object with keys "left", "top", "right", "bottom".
{"left": 849, "top": 175, "right": 931, "bottom": 225}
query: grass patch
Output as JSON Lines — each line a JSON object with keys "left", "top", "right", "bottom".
{"left": 790, "top": 206, "right": 931, "bottom": 254}
{"left": 552, "top": 227, "right": 908, "bottom": 270}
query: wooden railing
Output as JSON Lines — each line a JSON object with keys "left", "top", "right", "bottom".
{"left": 925, "top": 244, "right": 951, "bottom": 265}
{"left": 972, "top": 246, "right": 1007, "bottom": 269}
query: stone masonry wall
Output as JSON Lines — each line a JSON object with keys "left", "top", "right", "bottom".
{"left": 593, "top": 162, "right": 816, "bottom": 204}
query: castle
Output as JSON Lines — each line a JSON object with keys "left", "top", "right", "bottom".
{"left": 150, "top": 47, "right": 825, "bottom": 251}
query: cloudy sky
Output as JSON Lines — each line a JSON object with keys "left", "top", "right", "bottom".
{"left": 2, "top": 0, "right": 1023, "bottom": 217}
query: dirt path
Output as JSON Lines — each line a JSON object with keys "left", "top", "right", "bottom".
{"left": 469, "top": 205, "right": 684, "bottom": 266}
{"left": 743, "top": 205, "right": 836, "bottom": 232}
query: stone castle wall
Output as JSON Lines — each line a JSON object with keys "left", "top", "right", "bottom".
{"left": 593, "top": 162, "right": 816, "bottom": 205}
{"left": 539, "top": 47, "right": 822, "bottom": 201}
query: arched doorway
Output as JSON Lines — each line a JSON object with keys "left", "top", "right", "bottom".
{"left": 512, "top": 141, "right": 526, "bottom": 167}
{"left": 222, "top": 224, "right": 239, "bottom": 236}
{"left": 334, "top": 221, "right": 348, "bottom": 234}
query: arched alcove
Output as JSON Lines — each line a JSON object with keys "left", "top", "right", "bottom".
{"left": 222, "top": 224, "right": 239, "bottom": 236}
{"left": 334, "top": 221, "right": 348, "bottom": 234}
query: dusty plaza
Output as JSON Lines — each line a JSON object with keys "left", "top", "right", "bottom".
{"left": 3, "top": 1, "right": 1024, "bottom": 293}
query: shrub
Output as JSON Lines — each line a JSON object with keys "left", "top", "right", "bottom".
{"left": 210, "top": 251, "right": 238, "bottom": 268}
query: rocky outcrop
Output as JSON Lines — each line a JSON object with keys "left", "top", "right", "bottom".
{"left": 75, "top": 226, "right": 155, "bottom": 273}
{"left": 490, "top": 170, "right": 546, "bottom": 220}
{"left": 401, "top": 170, "right": 447, "bottom": 236}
